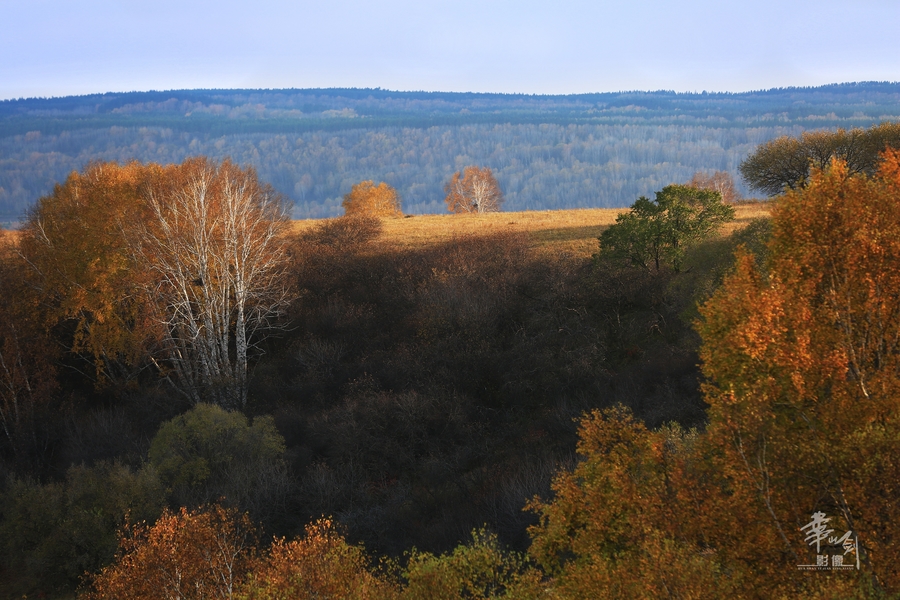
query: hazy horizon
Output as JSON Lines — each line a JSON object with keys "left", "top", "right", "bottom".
{"left": 5, "top": 81, "right": 899, "bottom": 103}
{"left": 4, "top": 0, "right": 900, "bottom": 101}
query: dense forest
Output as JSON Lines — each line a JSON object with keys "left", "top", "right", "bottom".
{"left": 3, "top": 82, "right": 900, "bottom": 223}
{"left": 2, "top": 90, "right": 900, "bottom": 597}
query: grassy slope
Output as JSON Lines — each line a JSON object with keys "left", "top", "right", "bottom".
{"left": 293, "top": 202, "right": 771, "bottom": 257}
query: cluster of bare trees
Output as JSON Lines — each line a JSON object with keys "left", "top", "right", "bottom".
{"left": 10, "top": 158, "right": 292, "bottom": 413}
{"left": 130, "top": 159, "right": 291, "bottom": 409}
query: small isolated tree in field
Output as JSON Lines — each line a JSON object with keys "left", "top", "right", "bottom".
{"left": 342, "top": 181, "right": 402, "bottom": 218}
{"left": 444, "top": 166, "right": 503, "bottom": 213}
{"left": 598, "top": 184, "right": 734, "bottom": 273}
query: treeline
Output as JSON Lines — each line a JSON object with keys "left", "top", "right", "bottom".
{"left": 2, "top": 83, "right": 900, "bottom": 222}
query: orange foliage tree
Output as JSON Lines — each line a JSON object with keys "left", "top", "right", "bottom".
{"left": 85, "top": 504, "right": 257, "bottom": 600}
{"left": 238, "top": 518, "right": 395, "bottom": 600}
{"left": 342, "top": 181, "right": 402, "bottom": 218}
{"left": 444, "top": 167, "right": 503, "bottom": 214}
{"left": 17, "top": 159, "right": 292, "bottom": 409}
{"left": 697, "top": 152, "right": 900, "bottom": 594}
{"left": 526, "top": 407, "right": 739, "bottom": 598}
{"left": 17, "top": 161, "right": 162, "bottom": 387}
{"left": 528, "top": 154, "right": 900, "bottom": 597}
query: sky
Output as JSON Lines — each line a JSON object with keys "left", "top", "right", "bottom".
{"left": 2, "top": 0, "right": 899, "bottom": 100}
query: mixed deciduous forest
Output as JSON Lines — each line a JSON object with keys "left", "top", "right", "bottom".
{"left": 2, "top": 91, "right": 900, "bottom": 598}
{"left": 3, "top": 82, "right": 900, "bottom": 223}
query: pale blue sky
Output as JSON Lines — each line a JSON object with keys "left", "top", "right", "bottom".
{"left": 2, "top": 0, "right": 899, "bottom": 100}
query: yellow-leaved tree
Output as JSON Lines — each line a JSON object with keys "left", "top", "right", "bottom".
{"left": 528, "top": 152, "right": 900, "bottom": 597}
{"left": 239, "top": 518, "right": 396, "bottom": 600}
{"left": 17, "top": 161, "right": 162, "bottom": 387}
{"left": 342, "top": 181, "right": 402, "bottom": 218}
{"left": 697, "top": 151, "right": 900, "bottom": 594}
{"left": 85, "top": 505, "right": 258, "bottom": 600}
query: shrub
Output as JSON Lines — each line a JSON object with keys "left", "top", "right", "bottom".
{"left": 0, "top": 461, "right": 164, "bottom": 593}
{"left": 148, "top": 404, "right": 291, "bottom": 525}
{"left": 403, "top": 529, "right": 543, "bottom": 599}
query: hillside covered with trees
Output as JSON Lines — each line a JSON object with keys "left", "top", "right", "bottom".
{"left": 2, "top": 107, "right": 900, "bottom": 597}
{"left": 3, "top": 82, "right": 900, "bottom": 223}
{"left": 5, "top": 155, "right": 900, "bottom": 597}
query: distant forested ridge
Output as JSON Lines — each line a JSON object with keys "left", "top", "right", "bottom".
{"left": 2, "top": 82, "right": 899, "bottom": 221}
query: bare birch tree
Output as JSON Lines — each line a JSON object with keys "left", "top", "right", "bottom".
{"left": 444, "top": 166, "right": 504, "bottom": 213}
{"left": 130, "top": 158, "right": 291, "bottom": 409}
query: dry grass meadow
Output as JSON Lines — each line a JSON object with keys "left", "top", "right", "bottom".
{"left": 292, "top": 202, "right": 771, "bottom": 258}
{"left": 0, "top": 202, "right": 770, "bottom": 257}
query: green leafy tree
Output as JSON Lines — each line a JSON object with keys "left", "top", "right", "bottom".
{"left": 148, "top": 404, "right": 289, "bottom": 522}
{"left": 598, "top": 184, "right": 734, "bottom": 273}
{"left": 0, "top": 461, "right": 164, "bottom": 592}
{"left": 739, "top": 121, "right": 900, "bottom": 196}
{"left": 403, "top": 529, "right": 543, "bottom": 599}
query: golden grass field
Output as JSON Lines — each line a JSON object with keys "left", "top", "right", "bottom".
{"left": 293, "top": 202, "right": 772, "bottom": 258}
{"left": 1, "top": 203, "right": 770, "bottom": 259}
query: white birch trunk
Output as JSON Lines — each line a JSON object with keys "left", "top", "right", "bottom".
{"left": 131, "top": 159, "right": 290, "bottom": 409}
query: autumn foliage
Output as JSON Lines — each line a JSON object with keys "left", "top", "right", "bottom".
{"left": 697, "top": 152, "right": 900, "bottom": 594}
{"left": 240, "top": 519, "right": 395, "bottom": 600}
{"left": 444, "top": 167, "right": 503, "bottom": 213}
{"left": 526, "top": 153, "right": 900, "bottom": 597}
{"left": 86, "top": 504, "right": 258, "bottom": 600}
{"left": 17, "top": 161, "right": 160, "bottom": 386}
{"left": 12, "top": 147, "right": 900, "bottom": 598}
{"left": 342, "top": 180, "right": 403, "bottom": 218}
{"left": 525, "top": 408, "right": 738, "bottom": 598}
{"left": 13, "top": 158, "right": 292, "bottom": 410}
